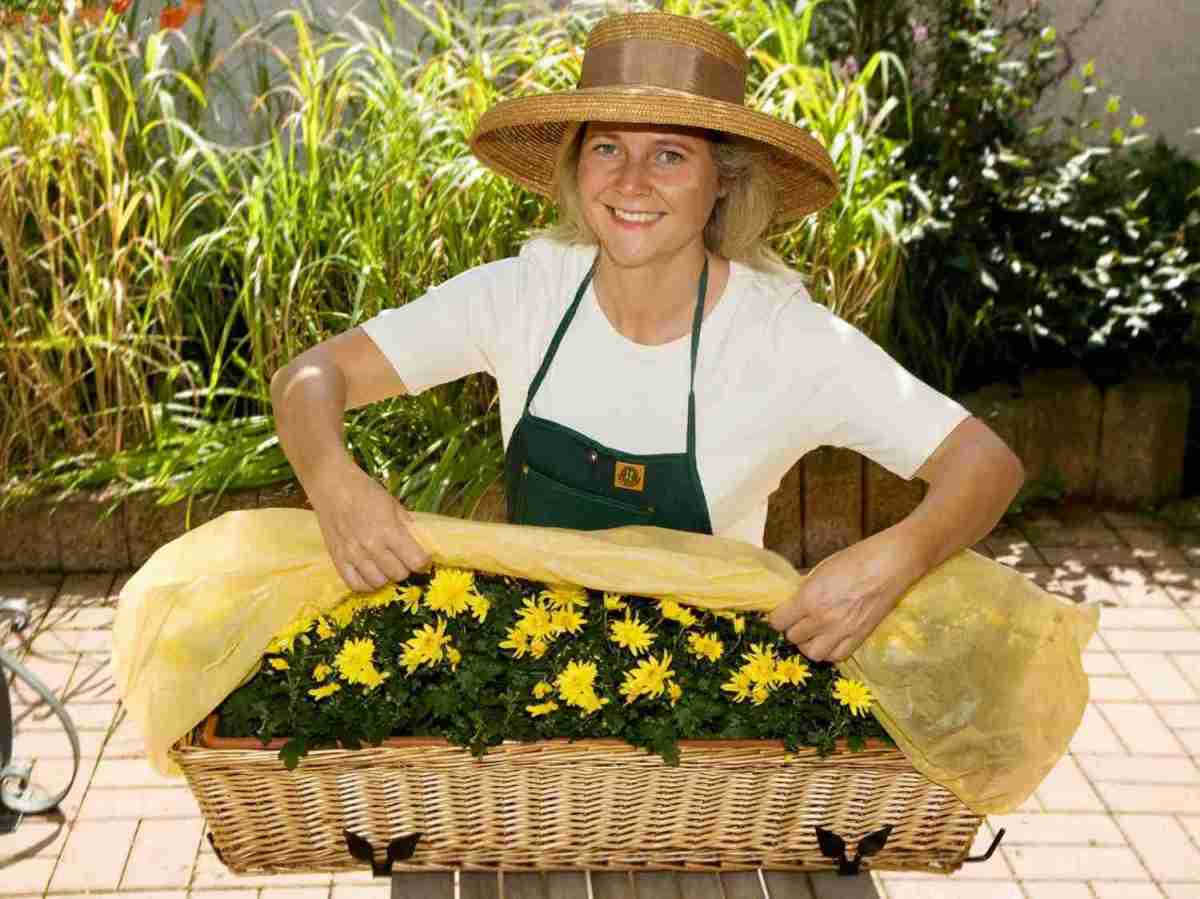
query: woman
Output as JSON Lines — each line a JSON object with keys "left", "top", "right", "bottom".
{"left": 270, "top": 12, "right": 1025, "bottom": 664}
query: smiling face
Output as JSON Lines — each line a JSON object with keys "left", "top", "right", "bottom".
{"left": 575, "top": 122, "right": 724, "bottom": 272}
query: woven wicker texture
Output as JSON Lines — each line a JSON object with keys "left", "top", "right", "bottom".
{"left": 173, "top": 727, "right": 984, "bottom": 875}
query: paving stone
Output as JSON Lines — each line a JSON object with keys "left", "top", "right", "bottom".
{"left": 1004, "top": 844, "right": 1147, "bottom": 880}
{"left": 0, "top": 856, "right": 58, "bottom": 895}
{"left": 1050, "top": 570, "right": 1123, "bottom": 605}
{"left": 1104, "top": 631, "right": 1200, "bottom": 652}
{"left": 1075, "top": 753, "right": 1200, "bottom": 784}
{"left": 1101, "top": 609, "right": 1194, "bottom": 630}
{"left": 986, "top": 812, "right": 1124, "bottom": 845}
{"left": 879, "top": 880, "right": 1021, "bottom": 899}
{"left": 76, "top": 786, "right": 201, "bottom": 820}
{"left": 1117, "top": 653, "right": 1200, "bottom": 700}
{"left": 1161, "top": 884, "right": 1200, "bottom": 899}
{"left": 1098, "top": 703, "right": 1187, "bottom": 753}
{"left": 0, "top": 815, "right": 72, "bottom": 860}
{"left": 332, "top": 884, "right": 390, "bottom": 899}
{"left": 48, "top": 818, "right": 138, "bottom": 892}
{"left": 1172, "top": 654, "right": 1200, "bottom": 693}
{"left": 1096, "top": 377, "right": 1189, "bottom": 505}
{"left": 1106, "top": 569, "right": 1179, "bottom": 607}
{"left": 1158, "top": 705, "right": 1200, "bottom": 729}
{"left": 985, "top": 538, "right": 1045, "bottom": 567}
{"left": 1085, "top": 652, "right": 1124, "bottom": 675}
{"left": 1035, "top": 754, "right": 1106, "bottom": 811}
{"left": 89, "top": 757, "right": 178, "bottom": 789}
{"left": 1092, "top": 885, "right": 1168, "bottom": 899}
{"left": 25, "top": 756, "right": 94, "bottom": 820}
{"left": 1070, "top": 704, "right": 1127, "bottom": 753}
{"left": 1021, "top": 882, "right": 1095, "bottom": 899}
{"left": 1041, "top": 546, "right": 1144, "bottom": 567}
{"left": 191, "top": 842, "right": 334, "bottom": 889}
{"left": 121, "top": 818, "right": 205, "bottom": 888}
{"left": 1096, "top": 782, "right": 1200, "bottom": 813}
{"left": 59, "top": 653, "right": 119, "bottom": 703}
{"left": 1087, "top": 676, "right": 1141, "bottom": 702}
{"left": 1116, "top": 814, "right": 1200, "bottom": 882}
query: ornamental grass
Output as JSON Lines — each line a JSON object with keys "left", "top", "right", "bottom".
{"left": 215, "top": 565, "right": 890, "bottom": 768}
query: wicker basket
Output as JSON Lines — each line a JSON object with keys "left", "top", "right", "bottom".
{"left": 172, "top": 715, "right": 986, "bottom": 876}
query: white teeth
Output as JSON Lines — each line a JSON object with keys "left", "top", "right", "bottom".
{"left": 611, "top": 207, "right": 661, "bottom": 223}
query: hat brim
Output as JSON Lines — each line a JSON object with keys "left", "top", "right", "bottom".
{"left": 469, "top": 86, "right": 840, "bottom": 224}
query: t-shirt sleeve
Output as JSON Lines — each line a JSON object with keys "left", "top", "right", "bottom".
{"left": 358, "top": 256, "right": 522, "bottom": 395}
{"left": 796, "top": 301, "right": 972, "bottom": 481}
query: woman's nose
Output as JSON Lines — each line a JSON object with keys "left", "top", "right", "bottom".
{"left": 615, "top": 156, "right": 652, "bottom": 195}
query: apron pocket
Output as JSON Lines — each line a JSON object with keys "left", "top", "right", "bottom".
{"left": 519, "top": 464, "right": 654, "bottom": 530}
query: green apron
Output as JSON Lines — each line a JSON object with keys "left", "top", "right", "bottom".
{"left": 504, "top": 255, "right": 714, "bottom": 535}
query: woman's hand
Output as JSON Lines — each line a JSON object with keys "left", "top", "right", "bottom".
{"left": 766, "top": 527, "right": 929, "bottom": 663}
{"left": 306, "top": 458, "right": 432, "bottom": 593}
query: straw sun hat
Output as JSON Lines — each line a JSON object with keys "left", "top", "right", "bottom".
{"left": 469, "top": 11, "right": 840, "bottom": 224}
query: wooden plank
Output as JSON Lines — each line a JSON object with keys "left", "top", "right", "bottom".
{"left": 719, "top": 871, "right": 768, "bottom": 899}
{"left": 391, "top": 872, "right": 453, "bottom": 899}
{"left": 671, "top": 872, "right": 725, "bottom": 899}
{"left": 590, "top": 870, "right": 637, "bottom": 899}
{"left": 460, "top": 870, "right": 502, "bottom": 899}
{"left": 763, "top": 870, "right": 816, "bottom": 899}
{"left": 633, "top": 871, "right": 681, "bottom": 899}
{"left": 500, "top": 871, "right": 548, "bottom": 899}
{"left": 543, "top": 871, "right": 589, "bottom": 899}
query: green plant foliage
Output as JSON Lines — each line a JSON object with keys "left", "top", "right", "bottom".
{"left": 216, "top": 568, "right": 889, "bottom": 768}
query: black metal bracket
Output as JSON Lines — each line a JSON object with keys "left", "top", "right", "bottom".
{"left": 344, "top": 829, "right": 422, "bottom": 877}
{"left": 964, "top": 827, "right": 1006, "bottom": 863}
{"left": 815, "top": 824, "right": 893, "bottom": 876}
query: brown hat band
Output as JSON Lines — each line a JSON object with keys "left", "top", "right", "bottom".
{"left": 578, "top": 38, "right": 745, "bottom": 106}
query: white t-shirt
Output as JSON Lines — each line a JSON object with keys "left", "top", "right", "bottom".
{"left": 361, "top": 237, "right": 971, "bottom": 546}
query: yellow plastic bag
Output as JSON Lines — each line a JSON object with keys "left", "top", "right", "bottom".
{"left": 112, "top": 507, "right": 1097, "bottom": 813}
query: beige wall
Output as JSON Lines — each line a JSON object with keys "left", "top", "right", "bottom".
{"left": 1034, "top": 0, "right": 1200, "bottom": 158}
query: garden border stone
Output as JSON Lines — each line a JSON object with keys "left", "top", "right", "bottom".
{"left": 0, "top": 371, "right": 1190, "bottom": 573}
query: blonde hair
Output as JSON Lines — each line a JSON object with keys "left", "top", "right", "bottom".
{"left": 537, "top": 123, "right": 790, "bottom": 274}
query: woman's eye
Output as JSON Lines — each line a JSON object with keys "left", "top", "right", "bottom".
{"left": 593, "top": 143, "right": 618, "bottom": 156}
{"left": 658, "top": 150, "right": 685, "bottom": 164}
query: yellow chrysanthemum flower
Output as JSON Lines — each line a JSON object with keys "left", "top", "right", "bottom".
{"left": 526, "top": 700, "right": 559, "bottom": 717}
{"left": 335, "top": 638, "right": 381, "bottom": 685}
{"left": 316, "top": 616, "right": 336, "bottom": 641}
{"left": 268, "top": 657, "right": 289, "bottom": 671}
{"left": 618, "top": 652, "right": 675, "bottom": 704}
{"left": 329, "top": 595, "right": 367, "bottom": 629}
{"left": 309, "top": 683, "right": 341, "bottom": 700}
{"left": 447, "top": 645, "right": 461, "bottom": 671}
{"left": 776, "top": 657, "right": 811, "bottom": 686}
{"left": 467, "top": 594, "right": 491, "bottom": 623}
{"left": 751, "top": 684, "right": 771, "bottom": 705}
{"left": 659, "top": 598, "right": 698, "bottom": 628}
{"left": 603, "top": 593, "right": 627, "bottom": 611}
{"left": 267, "top": 607, "right": 319, "bottom": 653}
{"left": 313, "top": 663, "right": 333, "bottom": 683}
{"left": 686, "top": 632, "right": 724, "bottom": 662}
{"left": 533, "top": 681, "right": 554, "bottom": 699}
{"left": 499, "top": 625, "right": 531, "bottom": 658}
{"left": 742, "top": 643, "right": 783, "bottom": 688}
{"left": 555, "top": 660, "right": 607, "bottom": 714}
{"left": 424, "top": 568, "right": 477, "bottom": 618}
{"left": 833, "top": 678, "right": 874, "bottom": 717}
{"left": 516, "top": 597, "right": 557, "bottom": 641}
{"left": 530, "top": 638, "right": 550, "bottom": 659}
{"left": 399, "top": 585, "right": 423, "bottom": 613}
{"left": 721, "top": 668, "right": 755, "bottom": 703}
{"left": 732, "top": 614, "right": 746, "bottom": 634}
{"left": 551, "top": 607, "right": 586, "bottom": 635}
{"left": 363, "top": 584, "right": 399, "bottom": 609}
{"left": 540, "top": 584, "right": 589, "bottom": 610}
{"left": 609, "top": 611, "right": 656, "bottom": 656}
{"left": 668, "top": 681, "right": 683, "bottom": 707}
{"left": 401, "top": 618, "right": 450, "bottom": 674}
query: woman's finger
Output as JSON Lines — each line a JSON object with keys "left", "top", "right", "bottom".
{"left": 371, "top": 542, "right": 412, "bottom": 584}
{"left": 351, "top": 556, "right": 390, "bottom": 591}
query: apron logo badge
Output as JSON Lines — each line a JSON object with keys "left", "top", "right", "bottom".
{"left": 614, "top": 462, "right": 646, "bottom": 492}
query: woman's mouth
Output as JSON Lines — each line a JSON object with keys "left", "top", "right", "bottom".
{"left": 607, "top": 206, "right": 664, "bottom": 226}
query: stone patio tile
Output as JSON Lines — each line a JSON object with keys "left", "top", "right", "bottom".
{"left": 1105, "top": 567, "right": 1179, "bottom": 607}
{"left": 13, "top": 725, "right": 107, "bottom": 759}
{"left": 6, "top": 651, "right": 79, "bottom": 703}
{"left": 1075, "top": 753, "right": 1200, "bottom": 784}
{"left": 331, "top": 885, "right": 390, "bottom": 899}
{"left": 881, "top": 881, "right": 1021, "bottom": 899}
{"left": 1101, "top": 608, "right": 1194, "bottom": 630}
{"left": 1021, "top": 882, "right": 1093, "bottom": 899}
{"left": 1088, "top": 676, "right": 1141, "bottom": 702}
{"left": 14, "top": 699, "right": 117, "bottom": 731}
{"left": 260, "top": 889, "right": 331, "bottom": 899}
{"left": 0, "top": 815, "right": 72, "bottom": 861}
{"left": 1041, "top": 546, "right": 1145, "bottom": 567}
{"left": 1093, "top": 885, "right": 1168, "bottom": 899}
{"left": 1161, "top": 884, "right": 1200, "bottom": 899}
{"left": 190, "top": 844, "right": 334, "bottom": 889}
{"left": 76, "top": 786, "right": 202, "bottom": 820}
{"left": 26, "top": 756, "right": 95, "bottom": 821}
{"left": 121, "top": 818, "right": 205, "bottom": 888}
{"left": 1035, "top": 754, "right": 1106, "bottom": 810}
{"left": 1096, "top": 783, "right": 1200, "bottom": 813}
{"left": 0, "top": 856, "right": 58, "bottom": 895}
{"left": 1002, "top": 844, "right": 1147, "bottom": 880}
{"left": 1048, "top": 569, "right": 1123, "bottom": 605}
{"left": 1085, "top": 652, "right": 1124, "bottom": 675}
{"left": 1178, "top": 729, "right": 1200, "bottom": 754}
{"left": 1158, "top": 705, "right": 1200, "bottom": 730}
{"left": 1104, "top": 631, "right": 1200, "bottom": 652}
{"left": 1023, "top": 525, "right": 1121, "bottom": 548}
{"left": 1172, "top": 654, "right": 1200, "bottom": 693}
{"left": 28, "top": 627, "right": 114, "bottom": 656}
{"left": 54, "top": 892, "right": 187, "bottom": 899}
{"left": 48, "top": 818, "right": 138, "bottom": 892}
{"left": 987, "top": 812, "right": 1123, "bottom": 845}
{"left": 1071, "top": 704, "right": 1128, "bottom": 753}
{"left": 1097, "top": 703, "right": 1187, "bottom": 753}
{"left": 985, "top": 539, "right": 1045, "bottom": 567}
{"left": 1116, "top": 814, "right": 1200, "bottom": 882}
{"left": 1118, "top": 653, "right": 1200, "bottom": 700}
{"left": 60, "top": 653, "right": 119, "bottom": 703}
{"left": 89, "top": 756, "right": 178, "bottom": 789}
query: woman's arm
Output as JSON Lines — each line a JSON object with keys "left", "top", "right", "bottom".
{"left": 270, "top": 328, "right": 432, "bottom": 592}
{"left": 767, "top": 416, "right": 1024, "bottom": 662}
